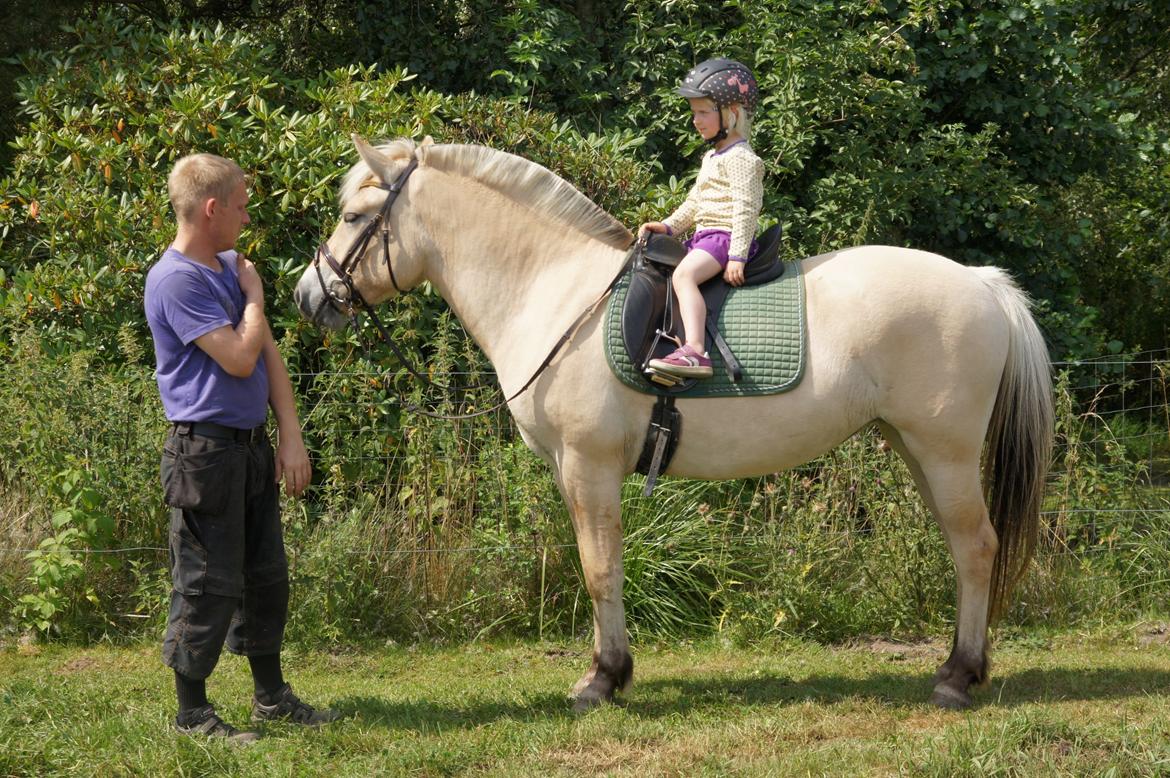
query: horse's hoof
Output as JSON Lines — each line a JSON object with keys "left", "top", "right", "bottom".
{"left": 571, "top": 692, "right": 626, "bottom": 714}
{"left": 571, "top": 693, "right": 604, "bottom": 714}
{"left": 929, "top": 684, "right": 972, "bottom": 710}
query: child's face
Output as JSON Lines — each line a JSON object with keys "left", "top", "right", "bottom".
{"left": 688, "top": 98, "right": 722, "bottom": 141}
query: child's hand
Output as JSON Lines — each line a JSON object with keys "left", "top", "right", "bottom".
{"left": 724, "top": 260, "right": 746, "bottom": 287}
{"left": 639, "top": 222, "right": 669, "bottom": 238}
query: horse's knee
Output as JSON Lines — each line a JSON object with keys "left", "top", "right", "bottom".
{"left": 977, "top": 524, "right": 999, "bottom": 563}
{"left": 580, "top": 559, "right": 623, "bottom": 602}
{"left": 956, "top": 520, "right": 999, "bottom": 579}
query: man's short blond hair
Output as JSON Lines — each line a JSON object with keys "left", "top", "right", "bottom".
{"left": 168, "top": 153, "right": 247, "bottom": 223}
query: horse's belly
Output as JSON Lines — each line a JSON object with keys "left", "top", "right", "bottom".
{"left": 664, "top": 387, "right": 870, "bottom": 479}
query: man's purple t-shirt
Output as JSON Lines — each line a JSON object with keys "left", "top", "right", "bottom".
{"left": 144, "top": 247, "right": 269, "bottom": 429}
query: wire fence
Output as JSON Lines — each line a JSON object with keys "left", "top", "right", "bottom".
{"left": 0, "top": 350, "right": 1166, "bottom": 562}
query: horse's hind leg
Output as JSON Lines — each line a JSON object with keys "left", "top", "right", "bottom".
{"left": 553, "top": 451, "right": 632, "bottom": 711}
{"left": 881, "top": 423, "right": 996, "bottom": 709}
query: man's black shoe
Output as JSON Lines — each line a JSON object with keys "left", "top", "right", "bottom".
{"left": 251, "top": 683, "right": 342, "bottom": 726}
{"left": 176, "top": 704, "right": 261, "bottom": 744}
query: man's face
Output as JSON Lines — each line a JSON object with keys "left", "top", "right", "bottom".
{"left": 211, "top": 180, "right": 251, "bottom": 250}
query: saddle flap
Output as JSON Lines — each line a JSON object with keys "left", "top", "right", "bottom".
{"left": 743, "top": 223, "right": 783, "bottom": 285}
{"left": 642, "top": 233, "right": 686, "bottom": 268}
{"left": 620, "top": 261, "right": 671, "bottom": 366}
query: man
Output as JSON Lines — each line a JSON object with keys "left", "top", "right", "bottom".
{"left": 144, "top": 153, "right": 339, "bottom": 743}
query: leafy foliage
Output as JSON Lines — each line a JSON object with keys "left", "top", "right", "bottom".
{"left": 0, "top": 9, "right": 1167, "bottom": 643}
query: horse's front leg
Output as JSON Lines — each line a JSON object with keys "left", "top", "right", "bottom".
{"left": 554, "top": 452, "right": 632, "bottom": 712}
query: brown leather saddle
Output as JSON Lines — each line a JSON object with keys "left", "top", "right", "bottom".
{"left": 620, "top": 223, "right": 784, "bottom": 392}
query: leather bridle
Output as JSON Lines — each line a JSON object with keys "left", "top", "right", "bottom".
{"left": 312, "top": 155, "right": 634, "bottom": 420}
{"left": 313, "top": 158, "right": 416, "bottom": 327}
{"left": 311, "top": 158, "right": 448, "bottom": 395}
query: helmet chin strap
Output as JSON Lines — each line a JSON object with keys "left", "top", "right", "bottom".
{"left": 704, "top": 106, "right": 733, "bottom": 145}
{"left": 705, "top": 111, "right": 727, "bottom": 145}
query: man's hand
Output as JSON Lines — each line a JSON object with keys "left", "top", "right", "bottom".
{"left": 723, "top": 260, "right": 746, "bottom": 287}
{"left": 236, "top": 254, "right": 264, "bottom": 307}
{"left": 275, "top": 434, "right": 311, "bottom": 497}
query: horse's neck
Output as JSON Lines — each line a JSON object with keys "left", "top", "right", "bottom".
{"left": 419, "top": 180, "right": 626, "bottom": 390}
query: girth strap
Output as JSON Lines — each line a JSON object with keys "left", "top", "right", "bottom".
{"left": 636, "top": 394, "right": 682, "bottom": 495}
{"left": 705, "top": 319, "right": 743, "bottom": 382}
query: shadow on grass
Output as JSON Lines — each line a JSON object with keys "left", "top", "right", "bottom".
{"left": 331, "top": 665, "right": 1170, "bottom": 730}
{"left": 332, "top": 691, "right": 574, "bottom": 730}
{"left": 634, "top": 664, "right": 1170, "bottom": 713}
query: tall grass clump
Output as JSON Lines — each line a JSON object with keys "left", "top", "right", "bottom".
{"left": 1011, "top": 367, "right": 1170, "bottom": 627}
{"left": 0, "top": 327, "right": 170, "bottom": 639}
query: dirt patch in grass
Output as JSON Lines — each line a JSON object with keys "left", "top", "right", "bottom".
{"left": 542, "top": 647, "right": 578, "bottom": 660}
{"left": 852, "top": 637, "right": 946, "bottom": 662}
{"left": 59, "top": 654, "right": 102, "bottom": 673}
{"left": 1137, "top": 622, "right": 1170, "bottom": 646}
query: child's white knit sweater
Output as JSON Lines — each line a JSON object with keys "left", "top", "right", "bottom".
{"left": 662, "top": 141, "right": 765, "bottom": 261}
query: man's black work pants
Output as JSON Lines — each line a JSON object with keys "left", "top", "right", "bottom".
{"left": 160, "top": 425, "right": 289, "bottom": 680}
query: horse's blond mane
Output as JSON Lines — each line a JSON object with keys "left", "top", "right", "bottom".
{"left": 340, "top": 139, "right": 632, "bottom": 250}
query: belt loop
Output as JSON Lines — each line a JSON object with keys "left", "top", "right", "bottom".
{"left": 173, "top": 422, "right": 192, "bottom": 437}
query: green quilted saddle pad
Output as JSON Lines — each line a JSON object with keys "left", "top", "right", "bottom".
{"left": 604, "top": 260, "right": 806, "bottom": 398}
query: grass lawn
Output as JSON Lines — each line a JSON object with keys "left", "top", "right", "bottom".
{"left": 4, "top": 627, "right": 1170, "bottom": 776}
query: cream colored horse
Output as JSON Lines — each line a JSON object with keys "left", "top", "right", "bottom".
{"left": 295, "top": 136, "right": 1054, "bottom": 711}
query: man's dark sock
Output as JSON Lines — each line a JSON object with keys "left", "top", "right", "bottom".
{"left": 248, "top": 653, "right": 285, "bottom": 703}
{"left": 175, "top": 671, "right": 208, "bottom": 721}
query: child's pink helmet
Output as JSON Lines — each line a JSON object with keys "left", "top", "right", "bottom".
{"left": 676, "top": 58, "right": 759, "bottom": 114}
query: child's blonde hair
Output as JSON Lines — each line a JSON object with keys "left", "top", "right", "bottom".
{"left": 724, "top": 104, "right": 752, "bottom": 139}
{"left": 168, "top": 153, "right": 246, "bottom": 223}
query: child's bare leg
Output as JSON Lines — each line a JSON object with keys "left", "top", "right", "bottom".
{"left": 672, "top": 249, "right": 724, "bottom": 351}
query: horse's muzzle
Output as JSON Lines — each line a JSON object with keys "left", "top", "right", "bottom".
{"left": 294, "top": 269, "right": 348, "bottom": 330}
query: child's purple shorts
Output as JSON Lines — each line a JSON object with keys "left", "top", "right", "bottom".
{"left": 684, "top": 228, "right": 759, "bottom": 268}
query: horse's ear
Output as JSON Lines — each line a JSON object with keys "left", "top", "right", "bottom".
{"left": 352, "top": 133, "right": 394, "bottom": 182}
{"left": 420, "top": 135, "right": 434, "bottom": 147}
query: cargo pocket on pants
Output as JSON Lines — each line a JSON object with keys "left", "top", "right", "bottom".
{"left": 169, "top": 521, "right": 208, "bottom": 596}
{"left": 161, "top": 441, "right": 233, "bottom": 515}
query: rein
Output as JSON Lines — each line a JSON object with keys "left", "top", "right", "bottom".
{"left": 312, "top": 156, "right": 634, "bottom": 420}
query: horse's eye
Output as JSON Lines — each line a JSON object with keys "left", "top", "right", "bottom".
{"left": 343, "top": 212, "right": 361, "bottom": 224}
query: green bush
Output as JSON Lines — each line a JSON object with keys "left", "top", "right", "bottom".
{"left": 0, "top": 13, "right": 1168, "bottom": 646}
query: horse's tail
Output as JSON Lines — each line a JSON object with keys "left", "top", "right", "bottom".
{"left": 974, "top": 266, "right": 1054, "bottom": 621}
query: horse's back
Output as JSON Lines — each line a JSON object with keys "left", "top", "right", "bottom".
{"left": 803, "top": 245, "right": 1011, "bottom": 438}
{"left": 802, "top": 245, "right": 1011, "bottom": 347}
{"left": 804, "top": 245, "right": 1000, "bottom": 305}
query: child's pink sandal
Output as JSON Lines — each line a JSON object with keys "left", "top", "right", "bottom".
{"left": 648, "top": 344, "right": 713, "bottom": 378}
